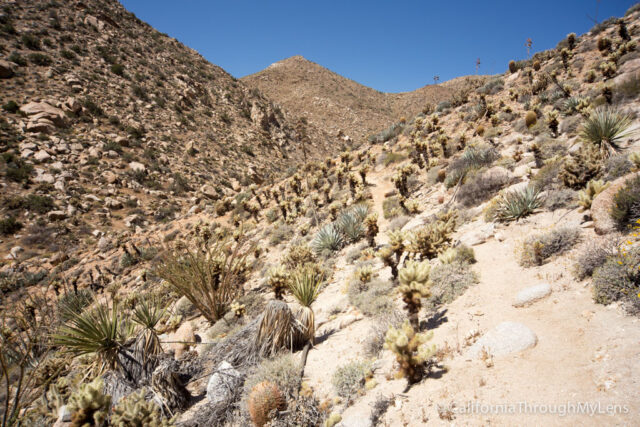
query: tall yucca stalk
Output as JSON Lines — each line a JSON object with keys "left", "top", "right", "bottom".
{"left": 580, "top": 106, "right": 633, "bottom": 159}
{"left": 53, "top": 302, "right": 131, "bottom": 373}
{"left": 157, "top": 236, "right": 251, "bottom": 323}
{"left": 288, "top": 266, "right": 323, "bottom": 344}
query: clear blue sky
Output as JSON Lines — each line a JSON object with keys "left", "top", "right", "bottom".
{"left": 120, "top": 0, "right": 637, "bottom": 93}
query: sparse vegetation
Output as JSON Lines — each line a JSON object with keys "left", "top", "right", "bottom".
{"left": 519, "top": 226, "right": 581, "bottom": 267}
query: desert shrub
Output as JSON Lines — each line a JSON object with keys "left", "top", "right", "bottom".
{"left": 3, "top": 153, "right": 33, "bottom": 183}
{"left": 331, "top": 360, "right": 372, "bottom": 399}
{"left": 573, "top": 236, "right": 621, "bottom": 280}
{"left": 436, "top": 100, "right": 452, "bottom": 113}
{"left": 427, "top": 260, "right": 478, "bottom": 306}
{"left": 28, "top": 52, "right": 52, "bottom": 66}
{"left": 83, "top": 97, "right": 104, "bottom": 116}
{"left": 284, "top": 243, "right": 315, "bottom": 268}
{"left": 437, "top": 245, "right": 475, "bottom": 265}
{"left": 2, "top": 100, "right": 19, "bottom": 113}
{"left": 457, "top": 169, "right": 511, "bottom": 207}
{"left": 592, "top": 248, "right": 640, "bottom": 314}
{"left": 604, "top": 154, "right": 633, "bottom": 181}
{"left": 494, "top": 185, "right": 543, "bottom": 222}
{"left": 348, "top": 278, "right": 394, "bottom": 316}
{"left": 57, "top": 289, "right": 94, "bottom": 321}
{"left": 387, "top": 215, "right": 410, "bottom": 231}
{"left": 382, "top": 196, "right": 402, "bottom": 219}
{"left": 369, "top": 123, "right": 404, "bottom": 144}
{"left": 445, "top": 145, "right": 499, "bottom": 188}
{"left": 519, "top": 226, "right": 581, "bottom": 267}
{"left": 21, "top": 33, "right": 41, "bottom": 50}
{"left": 8, "top": 52, "right": 26, "bottom": 66}
{"left": 0, "top": 215, "right": 22, "bottom": 235}
{"left": 270, "top": 223, "right": 294, "bottom": 246}
{"left": 477, "top": 78, "right": 503, "bottom": 95}
{"left": 110, "top": 63, "right": 125, "bottom": 76}
{"left": 243, "top": 354, "right": 301, "bottom": 399}
{"left": 156, "top": 236, "right": 252, "bottom": 323}
{"left": 532, "top": 158, "right": 563, "bottom": 189}
{"left": 614, "top": 72, "right": 640, "bottom": 102}
{"left": 543, "top": 189, "right": 577, "bottom": 211}
{"left": 610, "top": 175, "right": 640, "bottom": 230}
{"left": 23, "top": 194, "right": 54, "bottom": 213}
{"left": 60, "top": 49, "right": 76, "bottom": 60}
{"left": 380, "top": 152, "right": 407, "bottom": 166}
{"left": 407, "top": 211, "right": 457, "bottom": 259}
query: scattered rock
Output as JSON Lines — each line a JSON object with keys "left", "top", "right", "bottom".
{"left": 467, "top": 321, "right": 538, "bottom": 358}
{"left": 206, "top": 361, "right": 243, "bottom": 405}
{"left": 513, "top": 283, "right": 552, "bottom": 307}
{"left": 48, "top": 210, "right": 68, "bottom": 221}
{"left": 0, "top": 60, "right": 15, "bottom": 78}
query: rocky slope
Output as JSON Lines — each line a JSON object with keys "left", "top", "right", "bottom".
{"left": 242, "top": 55, "right": 487, "bottom": 141}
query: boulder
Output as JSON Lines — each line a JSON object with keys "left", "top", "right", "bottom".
{"left": 206, "top": 361, "right": 243, "bottom": 405}
{"left": 513, "top": 283, "right": 552, "bottom": 307}
{"left": 592, "top": 172, "right": 640, "bottom": 235}
{"left": 467, "top": 321, "right": 537, "bottom": 358}
{"left": 62, "top": 97, "right": 82, "bottom": 114}
{"left": 200, "top": 184, "right": 219, "bottom": 200}
{"left": 0, "top": 59, "right": 15, "bottom": 78}
{"left": 128, "top": 161, "right": 146, "bottom": 173}
{"left": 34, "top": 150, "right": 51, "bottom": 162}
{"left": 20, "top": 102, "right": 69, "bottom": 128}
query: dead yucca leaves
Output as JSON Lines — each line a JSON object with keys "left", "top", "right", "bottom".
{"left": 255, "top": 300, "right": 301, "bottom": 357}
{"left": 157, "top": 235, "right": 253, "bottom": 323}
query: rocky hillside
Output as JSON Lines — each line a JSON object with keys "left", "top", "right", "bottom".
{"left": 3, "top": 2, "right": 640, "bottom": 427}
{"left": 242, "top": 55, "right": 487, "bottom": 141}
{"left": 0, "top": 0, "right": 342, "bottom": 269}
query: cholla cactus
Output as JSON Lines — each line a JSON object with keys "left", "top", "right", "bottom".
{"left": 599, "top": 61, "right": 617, "bottom": 79}
{"left": 629, "top": 152, "right": 640, "bottom": 171}
{"left": 67, "top": 378, "right": 111, "bottom": 427}
{"left": 407, "top": 211, "right": 457, "bottom": 259}
{"left": 378, "top": 230, "right": 406, "bottom": 279}
{"left": 230, "top": 302, "right": 246, "bottom": 318}
{"left": 267, "top": 266, "right": 289, "bottom": 300}
{"left": 322, "top": 183, "right": 332, "bottom": 204}
{"left": 354, "top": 265, "right": 374, "bottom": 283}
{"left": 340, "top": 150, "right": 352, "bottom": 167}
{"left": 384, "top": 320, "right": 436, "bottom": 384}
{"left": 359, "top": 164, "right": 369, "bottom": 185}
{"left": 248, "top": 381, "right": 286, "bottom": 427}
{"left": 398, "top": 261, "right": 431, "bottom": 328}
{"left": 577, "top": 180, "right": 609, "bottom": 211}
{"left": 364, "top": 214, "right": 378, "bottom": 247}
{"left": 111, "top": 389, "right": 173, "bottom": 426}
{"left": 546, "top": 110, "right": 559, "bottom": 136}
{"left": 348, "top": 173, "right": 359, "bottom": 196}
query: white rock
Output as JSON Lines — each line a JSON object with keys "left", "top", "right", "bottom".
{"left": 513, "top": 283, "right": 552, "bottom": 307}
{"left": 467, "top": 321, "right": 537, "bottom": 359}
{"left": 129, "top": 161, "right": 146, "bottom": 173}
{"left": 206, "top": 361, "right": 242, "bottom": 405}
{"left": 34, "top": 150, "right": 51, "bottom": 162}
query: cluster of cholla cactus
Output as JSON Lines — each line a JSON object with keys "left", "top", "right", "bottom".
{"left": 392, "top": 165, "right": 415, "bottom": 198}
{"left": 407, "top": 210, "right": 457, "bottom": 259}
{"left": 398, "top": 260, "right": 432, "bottom": 328}
{"left": 267, "top": 265, "right": 290, "bottom": 300}
{"left": 248, "top": 381, "right": 286, "bottom": 427}
{"left": 546, "top": 110, "right": 559, "bottom": 137}
{"left": 595, "top": 20, "right": 636, "bottom": 80}
{"left": 560, "top": 144, "right": 602, "bottom": 189}
{"left": 384, "top": 320, "right": 437, "bottom": 385}
{"left": 577, "top": 179, "right": 609, "bottom": 211}
{"left": 67, "top": 378, "right": 111, "bottom": 427}
{"left": 110, "top": 389, "right": 172, "bottom": 426}
{"left": 364, "top": 213, "right": 379, "bottom": 247}
{"left": 377, "top": 230, "right": 406, "bottom": 279}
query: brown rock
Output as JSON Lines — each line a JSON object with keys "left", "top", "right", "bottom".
{"left": 0, "top": 60, "right": 15, "bottom": 78}
{"left": 592, "top": 172, "right": 640, "bottom": 235}
{"left": 20, "top": 102, "right": 69, "bottom": 128}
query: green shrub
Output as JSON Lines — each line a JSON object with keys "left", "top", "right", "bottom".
{"left": 369, "top": 122, "right": 404, "bottom": 144}
{"left": 110, "top": 63, "right": 125, "bottom": 76}
{"left": 610, "top": 175, "right": 640, "bottom": 230}
{"left": 8, "top": 52, "right": 26, "bottom": 66}
{"left": 24, "top": 194, "right": 54, "bottom": 213}
{"left": 243, "top": 353, "right": 301, "bottom": 399}
{"left": 592, "top": 248, "right": 640, "bottom": 315}
{"left": 28, "top": 53, "right": 52, "bottom": 66}
{"left": 348, "top": 278, "right": 394, "bottom": 316}
{"left": 21, "top": 33, "right": 41, "bottom": 50}
{"left": 331, "top": 360, "right": 372, "bottom": 399}
{"left": 444, "top": 145, "right": 499, "bottom": 188}
{"left": 3, "top": 154, "right": 33, "bottom": 183}
{"left": 269, "top": 223, "right": 294, "bottom": 246}
{"left": 83, "top": 97, "right": 104, "bottom": 116}
{"left": 60, "top": 49, "right": 76, "bottom": 60}
{"left": 2, "top": 100, "right": 19, "bottom": 113}
{"left": 457, "top": 169, "right": 510, "bottom": 207}
{"left": 0, "top": 216, "right": 23, "bottom": 235}
{"left": 519, "top": 226, "right": 581, "bottom": 267}
{"left": 382, "top": 195, "right": 402, "bottom": 219}
{"left": 573, "top": 237, "right": 620, "bottom": 280}
{"left": 427, "top": 260, "right": 478, "bottom": 306}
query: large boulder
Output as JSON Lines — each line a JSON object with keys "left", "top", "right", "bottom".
{"left": 0, "top": 60, "right": 15, "bottom": 78}
{"left": 20, "top": 102, "right": 69, "bottom": 131}
{"left": 467, "top": 321, "right": 537, "bottom": 358}
{"left": 206, "top": 361, "right": 243, "bottom": 405}
{"left": 591, "top": 172, "right": 640, "bottom": 235}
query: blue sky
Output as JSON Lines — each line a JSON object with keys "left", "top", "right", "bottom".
{"left": 120, "top": 0, "right": 637, "bottom": 93}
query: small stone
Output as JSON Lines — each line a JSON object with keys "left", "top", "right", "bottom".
{"left": 513, "top": 283, "right": 552, "bottom": 307}
{"left": 129, "top": 161, "right": 146, "bottom": 173}
{"left": 467, "top": 321, "right": 538, "bottom": 359}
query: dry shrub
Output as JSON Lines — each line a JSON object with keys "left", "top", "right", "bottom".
{"left": 519, "top": 226, "right": 581, "bottom": 267}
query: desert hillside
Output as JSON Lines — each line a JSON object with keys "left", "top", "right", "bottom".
{"left": 242, "top": 55, "right": 487, "bottom": 141}
{"left": 2, "top": 2, "right": 640, "bottom": 427}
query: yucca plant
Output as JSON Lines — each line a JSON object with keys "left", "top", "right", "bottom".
{"left": 311, "top": 224, "right": 344, "bottom": 254}
{"left": 132, "top": 297, "right": 166, "bottom": 360}
{"left": 157, "top": 236, "right": 252, "bottom": 323}
{"left": 350, "top": 204, "right": 370, "bottom": 222}
{"left": 53, "top": 302, "right": 131, "bottom": 373}
{"left": 495, "top": 185, "right": 543, "bottom": 222}
{"left": 288, "top": 266, "right": 324, "bottom": 344}
{"left": 580, "top": 106, "right": 633, "bottom": 159}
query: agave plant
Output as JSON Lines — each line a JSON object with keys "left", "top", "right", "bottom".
{"left": 495, "top": 185, "right": 543, "bottom": 222}
{"left": 336, "top": 212, "right": 365, "bottom": 243}
{"left": 288, "top": 266, "right": 324, "bottom": 344}
{"left": 580, "top": 106, "right": 633, "bottom": 159}
{"left": 53, "top": 302, "right": 132, "bottom": 373}
{"left": 350, "top": 204, "right": 370, "bottom": 222}
{"left": 311, "top": 224, "right": 344, "bottom": 254}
